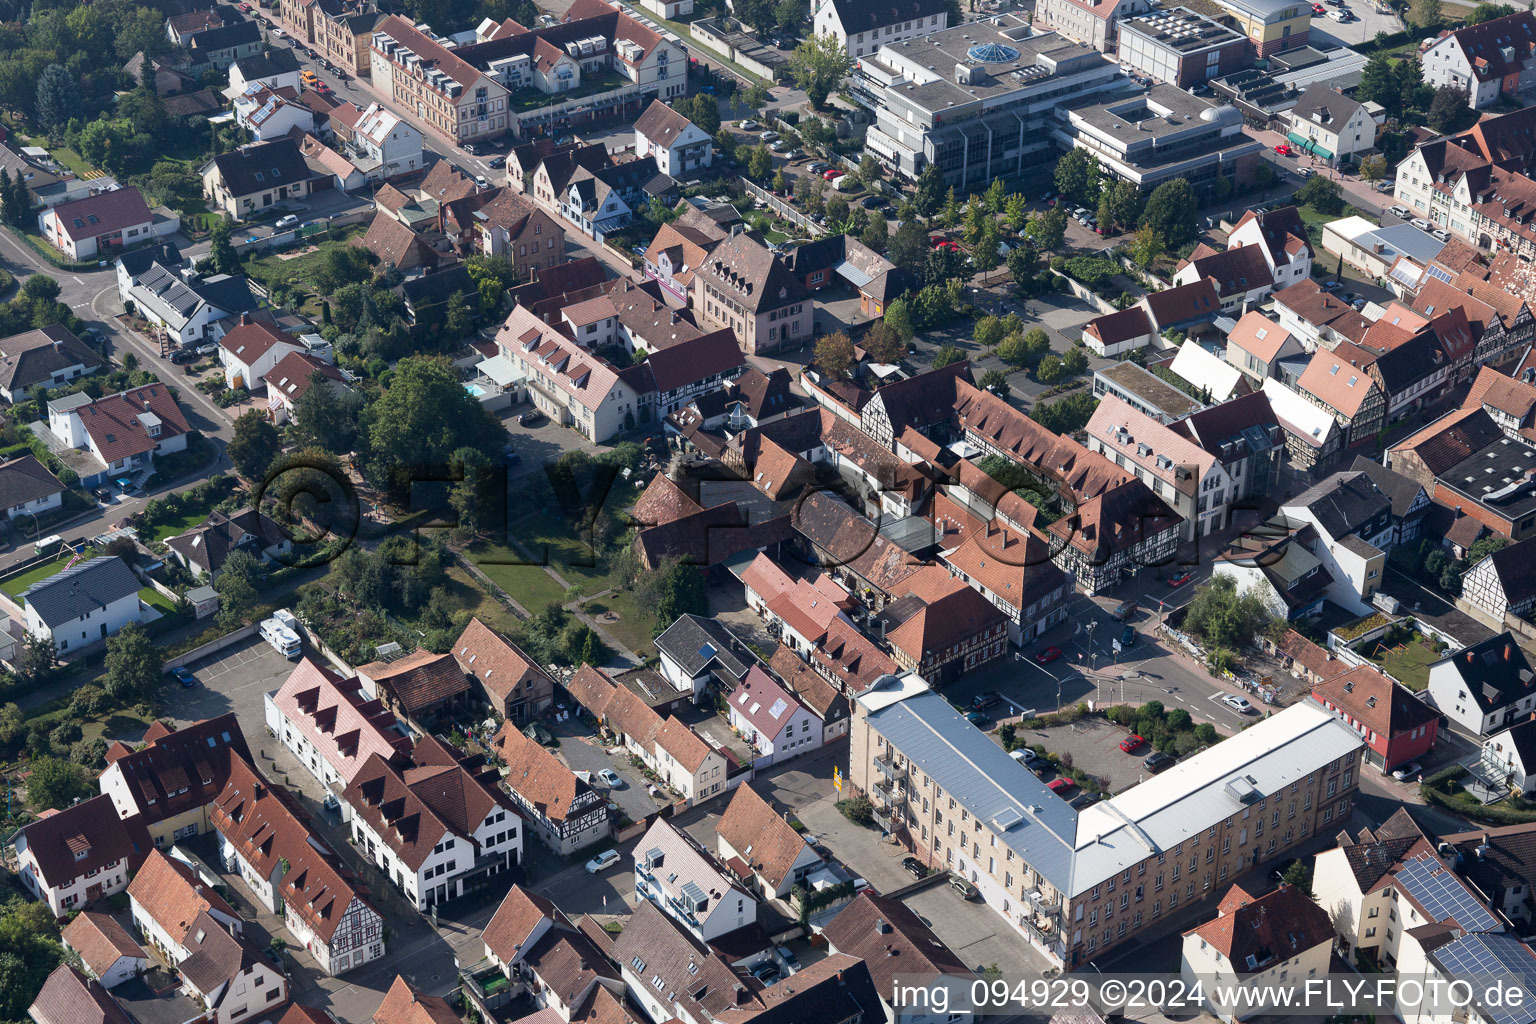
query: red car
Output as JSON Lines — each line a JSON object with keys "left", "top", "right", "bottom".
{"left": 1119, "top": 734, "right": 1145, "bottom": 753}
{"left": 1047, "top": 777, "right": 1075, "bottom": 794}
{"left": 822, "top": 168, "right": 843, "bottom": 181}
{"left": 1274, "top": 143, "right": 1293, "bottom": 156}
{"left": 1167, "top": 571, "right": 1194, "bottom": 588}
{"left": 1035, "top": 645, "right": 1062, "bottom": 664}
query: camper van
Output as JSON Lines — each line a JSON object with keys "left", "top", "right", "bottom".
{"left": 260, "top": 616, "right": 301, "bottom": 659}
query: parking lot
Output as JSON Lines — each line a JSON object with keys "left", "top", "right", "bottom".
{"left": 547, "top": 720, "right": 669, "bottom": 822}
{"left": 1307, "top": 0, "right": 1402, "bottom": 47}
{"left": 162, "top": 632, "right": 304, "bottom": 733}
{"left": 899, "top": 882, "right": 1055, "bottom": 974}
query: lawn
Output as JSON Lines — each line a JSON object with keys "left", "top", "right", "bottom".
{"left": 139, "top": 587, "right": 179, "bottom": 615}
{"left": 1365, "top": 637, "right": 1440, "bottom": 692}
{"left": 1, "top": 553, "right": 82, "bottom": 598}
{"left": 243, "top": 225, "right": 368, "bottom": 292}
{"left": 149, "top": 508, "right": 215, "bottom": 544}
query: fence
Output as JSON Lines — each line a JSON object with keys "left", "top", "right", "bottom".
{"left": 739, "top": 177, "right": 821, "bottom": 238}
{"left": 164, "top": 622, "right": 261, "bottom": 670}
{"left": 230, "top": 209, "right": 371, "bottom": 255}
{"left": 1049, "top": 271, "right": 1119, "bottom": 314}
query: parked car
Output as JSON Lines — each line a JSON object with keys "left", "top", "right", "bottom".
{"left": 761, "top": 131, "right": 780, "bottom": 142}
{"left": 1120, "top": 734, "right": 1145, "bottom": 753}
{"left": 750, "top": 962, "right": 781, "bottom": 984}
{"left": 822, "top": 168, "right": 844, "bottom": 181}
{"left": 1035, "top": 645, "right": 1062, "bottom": 664}
{"left": 1144, "top": 751, "right": 1175, "bottom": 773}
{"left": 1112, "top": 600, "right": 1138, "bottom": 620}
{"left": 1119, "top": 624, "right": 1136, "bottom": 648}
{"left": 171, "top": 667, "right": 196, "bottom": 687}
{"left": 1375, "top": 180, "right": 1394, "bottom": 193}
{"left": 1046, "top": 777, "right": 1075, "bottom": 794}
{"left": 964, "top": 711, "right": 990, "bottom": 727}
{"left": 518, "top": 411, "right": 544, "bottom": 427}
{"left": 807, "top": 161, "right": 830, "bottom": 174}
{"left": 1411, "top": 217, "right": 1432, "bottom": 230}
{"left": 275, "top": 214, "right": 299, "bottom": 229}
{"left": 1326, "top": 8, "right": 1348, "bottom": 19}
{"left": 464, "top": 141, "right": 479, "bottom": 155}
{"left": 196, "top": 343, "right": 219, "bottom": 356}
{"left": 598, "top": 768, "right": 624, "bottom": 788}
{"left": 1167, "top": 570, "right": 1194, "bottom": 587}
{"left": 776, "top": 946, "right": 801, "bottom": 972}
{"left": 770, "top": 140, "right": 788, "bottom": 152}
{"left": 170, "top": 348, "right": 200, "bottom": 365}
{"left": 1432, "top": 228, "right": 1451, "bottom": 242}
{"left": 1392, "top": 762, "right": 1423, "bottom": 781}
{"left": 970, "top": 693, "right": 1000, "bottom": 711}
{"left": 1009, "top": 748, "right": 1038, "bottom": 764}
{"left": 948, "top": 874, "right": 980, "bottom": 900}
{"left": 740, "top": 119, "right": 760, "bottom": 131}
{"left": 861, "top": 195, "right": 886, "bottom": 210}
{"left": 584, "top": 849, "right": 621, "bottom": 874}
{"left": 901, "top": 856, "right": 926, "bottom": 878}
{"left": 1221, "top": 694, "right": 1256, "bottom": 714}
{"left": 487, "top": 155, "right": 506, "bottom": 168}
{"left": 1274, "top": 143, "right": 1293, "bottom": 156}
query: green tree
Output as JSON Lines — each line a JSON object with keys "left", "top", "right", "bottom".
{"left": 884, "top": 296, "right": 915, "bottom": 343}
{"left": 1409, "top": 0, "right": 1442, "bottom": 29}
{"left": 799, "top": 114, "right": 831, "bottom": 149}
{"left": 858, "top": 155, "right": 882, "bottom": 189}
{"left": 1296, "top": 173, "right": 1345, "bottom": 215}
{"left": 931, "top": 344, "right": 964, "bottom": 368}
{"left": 443, "top": 290, "right": 474, "bottom": 340}
{"left": 291, "top": 370, "right": 362, "bottom": 453}
{"left": 227, "top": 409, "right": 281, "bottom": 482}
{"left": 690, "top": 93, "right": 721, "bottom": 134}
{"left": 1007, "top": 246, "right": 1038, "bottom": 289}
{"left": 788, "top": 32, "right": 851, "bottom": 109}
{"left": 1356, "top": 53, "right": 1400, "bottom": 114}
{"left": 1139, "top": 178, "right": 1198, "bottom": 245}
{"left": 912, "top": 163, "right": 945, "bottom": 219}
{"left": 862, "top": 321, "right": 905, "bottom": 363}
{"left": 34, "top": 64, "right": 72, "bottom": 133}
{"left": 363, "top": 355, "right": 504, "bottom": 494}
{"left": 940, "top": 187, "right": 960, "bottom": 229}
{"left": 1182, "top": 575, "right": 1275, "bottom": 650}
{"left": 1282, "top": 859, "right": 1315, "bottom": 897}
{"left": 1099, "top": 179, "right": 1142, "bottom": 233}
{"left": 1004, "top": 192, "right": 1028, "bottom": 232}
{"left": 890, "top": 222, "right": 932, "bottom": 278}
{"left": 214, "top": 549, "right": 263, "bottom": 628}
{"left": 639, "top": 558, "right": 707, "bottom": 635}
{"left": 1467, "top": 2, "right": 1517, "bottom": 21}
{"left": 772, "top": 168, "right": 789, "bottom": 193}
{"left": 27, "top": 756, "right": 94, "bottom": 811}
{"left": 1025, "top": 206, "right": 1068, "bottom": 250}
{"left": 860, "top": 211, "right": 890, "bottom": 253}
{"left": 1359, "top": 154, "right": 1388, "bottom": 182}
{"left": 1132, "top": 226, "right": 1166, "bottom": 269}
{"left": 1062, "top": 345, "right": 1089, "bottom": 375}
{"left": 448, "top": 446, "right": 496, "bottom": 538}
{"left": 984, "top": 177, "right": 1007, "bottom": 215}
{"left": 207, "top": 218, "right": 239, "bottom": 276}
{"left": 996, "top": 331, "right": 1029, "bottom": 367}
{"left": 1428, "top": 84, "right": 1466, "bottom": 131}
{"left": 748, "top": 145, "right": 773, "bottom": 181}
{"left": 974, "top": 315, "right": 1008, "bottom": 351}
{"left": 102, "top": 622, "right": 162, "bottom": 702}
{"left": 1054, "top": 148, "right": 1102, "bottom": 205}
{"left": 1036, "top": 353, "right": 1064, "bottom": 384}
{"left": 973, "top": 221, "right": 1002, "bottom": 280}
{"left": 814, "top": 330, "right": 856, "bottom": 378}
{"left": 16, "top": 633, "right": 56, "bottom": 686}
{"left": 979, "top": 368, "right": 1009, "bottom": 392}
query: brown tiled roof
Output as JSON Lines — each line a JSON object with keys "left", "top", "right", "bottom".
{"left": 813, "top": 614, "right": 898, "bottom": 694}
{"left": 1391, "top": 408, "right": 1504, "bottom": 476}
{"left": 634, "top": 98, "right": 698, "bottom": 148}
{"left": 1440, "top": 821, "right": 1536, "bottom": 914}
{"left": 953, "top": 379, "right": 1058, "bottom": 465}
{"left": 127, "top": 849, "right": 238, "bottom": 944}
{"left": 1142, "top": 278, "right": 1220, "bottom": 327}
{"left": 264, "top": 351, "right": 345, "bottom": 407}
{"left": 716, "top": 953, "right": 881, "bottom": 1024}
{"left": 374, "top": 183, "right": 411, "bottom": 213}
{"left": 1085, "top": 306, "right": 1152, "bottom": 347}
{"left": 1313, "top": 665, "right": 1439, "bottom": 741}
{"left": 357, "top": 212, "right": 440, "bottom": 272}
{"left": 281, "top": 1006, "right": 341, "bottom": 1024}
{"left": 483, "top": 885, "right": 559, "bottom": 963}
{"left": 1443, "top": 12, "right": 1536, "bottom": 82}
{"left": 1179, "top": 244, "right": 1274, "bottom": 298}
{"left": 751, "top": 436, "right": 814, "bottom": 501}
{"left": 47, "top": 187, "right": 154, "bottom": 242}
{"left": 654, "top": 717, "right": 713, "bottom": 772}
{"left": 885, "top": 577, "right": 1007, "bottom": 663}
{"left": 717, "top": 784, "right": 820, "bottom": 890}
{"left": 940, "top": 520, "right": 1064, "bottom": 612}
{"left": 28, "top": 965, "right": 135, "bottom": 1024}
{"left": 342, "top": 750, "right": 511, "bottom": 871}
{"left": 1048, "top": 479, "right": 1180, "bottom": 559}
{"left": 1463, "top": 365, "right": 1536, "bottom": 425}
{"left": 1337, "top": 808, "right": 1431, "bottom": 891}
{"left": 358, "top": 648, "right": 470, "bottom": 714}
{"left": 18, "top": 794, "right": 149, "bottom": 891}
{"left": 1297, "top": 344, "right": 1379, "bottom": 418}
{"left": 1231, "top": 205, "right": 1312, "bottom": 263}
{"left": 452, "top": 617, "right": 552, "bottom": 711}
{"left": 1184, "top": 883, "right": 1332, "bottom": 973}
{"left": 1274, "top": 279, "right": 1371, "bottom": 339}
{"left": 271, "top": 658, "right": 409, "bottom": 785}
{"left": 75, "top": 384, "right": 190, "bottom": 463}
{"left": 62, "top": 911, "right": 144, "bottom": 979}
{"left": 866, "top": 360, "right": 972, "bottom": 437}
{"left": 768, "top": 645, "right": 847, "bottom": 722}
{"left": 103, "top": 714, "right": 251, "bottom": 826}
{"left": 822, "top": 891, "right": 969, "bottom": 994}
{"left": 373, "top": 976, "right": 460, "bottom": 1024}
{"left": 610, "top": 903, "right": 761, "bottom": 1022}
{"left": 208, "top": 756, "right": 375, "bottom": 943}
{"left": 490, "top": 721, "right": 595, "bottom": 824}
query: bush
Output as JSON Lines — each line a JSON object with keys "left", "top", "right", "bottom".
{"left": 837, "top": 796, "right": 874, "bottom": 826}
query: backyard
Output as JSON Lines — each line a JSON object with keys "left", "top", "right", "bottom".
{"left": 243, "top": 226, "right": 369, "bottom": 293}
{"left": 1363, "top": 631, "right": 1442, "bottom": 691}
{"left": 0, "top": 551, "right": 85, "bottom": 599}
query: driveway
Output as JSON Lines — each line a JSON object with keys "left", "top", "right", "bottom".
{"left": 900, "top": 883, "right": 1056, "bottom": 974}
{"left": 549, "top": 722, "right": 666, "bottom": 822}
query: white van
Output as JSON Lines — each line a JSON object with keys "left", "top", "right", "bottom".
{"left": 260, "top": 617, "right": 301, "bottom": 658}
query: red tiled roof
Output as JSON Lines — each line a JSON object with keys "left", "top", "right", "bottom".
{"left": 18, "top": 794, "right": 149, "bottom": 892}
{"left": 126, "top": 849, "right": 238, "bottom": 943}
{"left": 271, "top": 658, "right": 411, "bottom": 785}
{"left": 357, "top": 648, "right": 470, "bottom": 715}
{"left": 62, "top": 911, "right": 144, "bottom": 978}
{"left": 75, "top": 384, "right": 190, "bottom": 463}
{"left": 717, "top": 784, "right": 820, "bottom": 890}
{"left": 47, "top": 187, "right": 154, "bottom": 242}
{"left": 373, "top": 976, "right": 460, "bottom": 1024}
{"left": 219, "top": 317, "right": 297, "bottom": 367}
{"left": 452, "top": 617, "right": 552, "bottom": 711}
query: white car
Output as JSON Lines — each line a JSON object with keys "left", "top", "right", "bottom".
{"left": 1392, "top": 762, "right": 1423, "bottom": 781}
{"left": 598, "top": 768, "right": 624, "bottom": 788}
{"left": 1221, "top": 694, "right": 1255, "bottom": 714}
{"left": 1326, "top": 8, "right": 1348, "bottom": 19}
{"left": 585, "top": 849, "right": 621, "bottom": 874}
{"left": 1009, "top": 748, "right": 1038, "bottom": 764}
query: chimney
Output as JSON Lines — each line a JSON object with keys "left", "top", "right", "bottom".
{"left": 240, "top": 313, "right": 250, "bottom": 326}
{"left": 1468, "top": 650, "right": 1476, "bottom": 664}
{"left": 1506, "top": 644, "right": 1513, "bottom": 661}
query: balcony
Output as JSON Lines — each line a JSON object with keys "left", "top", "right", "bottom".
{"left": 873, "top": 806, "right": 896, "bottom": 832}
{"left": 874, "top": 756, "right": 905, "bottom": 781}
{"left": 872, "top": 780, "right": 906, "bottom": 807}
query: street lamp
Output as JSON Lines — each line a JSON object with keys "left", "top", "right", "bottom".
{"left": 1084, "top": 621, "right": 1098, "bottom": 672}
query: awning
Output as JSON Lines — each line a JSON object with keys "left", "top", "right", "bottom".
{"left": 476, "top": 355, "right": 523, "bottom": 388}
{"left": 1286, "top": 131, "right": 1334, "bottom": 160}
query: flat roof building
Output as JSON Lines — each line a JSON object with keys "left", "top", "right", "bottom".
{"left": 1092, "top": 360, "right": 1206, "bottom": 423}
{"left": 851, "top": 673, "right": 1364, "bottom": 970}
{"left": 1117, "top": 8, "right": 1248, "bottom": 88}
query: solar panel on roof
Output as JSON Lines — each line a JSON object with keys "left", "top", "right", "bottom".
{"left": 1433, "top": 933, "right": 1536, "bottom": 1024}
{"left": 1396, "top": 852, "right": 1500, "bottom": 932}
